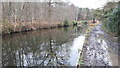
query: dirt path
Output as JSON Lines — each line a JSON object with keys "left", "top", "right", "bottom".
{"left": 81, "top": 24, "right": 119, "bottom": 66}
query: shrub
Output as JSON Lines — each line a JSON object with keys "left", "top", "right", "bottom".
{"left": 63, "top": 19, "right": 69, "bottom": 27}
{"left": 103, "top": 7, "right": 120, "bottom": 36}
{"left": 81, "top": 20, "right": 88, "bottom": 25}
{"left": 73, "top": 21, "right": 77, "bottom": 26}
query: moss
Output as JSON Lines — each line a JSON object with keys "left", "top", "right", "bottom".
{"left": 78, "top": 58, "right": 84, "bottom": 65}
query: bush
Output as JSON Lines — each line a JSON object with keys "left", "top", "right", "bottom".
{"left": 57, "top": 23, "right": 63, "bottom": 27}
{"left": 63, "top": 19, "right": 69, "bottom": 27}
{"left": 73, "top": 21, "right": 77, "bottom": 26}
{"left": 103, "top": 7, "right": 120, "bottom": 35}
{"left": 82, "top": 20, "right": 88, "bottom": 25}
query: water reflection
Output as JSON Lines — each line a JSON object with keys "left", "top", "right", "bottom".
{"left": 2, "top": 26, "right": 87, "bottom": 66}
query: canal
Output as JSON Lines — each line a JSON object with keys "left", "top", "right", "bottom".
{"left": 2, "top": 25, "right": 87, "bottom": 66}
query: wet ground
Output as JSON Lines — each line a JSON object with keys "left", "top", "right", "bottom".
{"left": 81, "top": 24, "right": 119, "bottom": 66}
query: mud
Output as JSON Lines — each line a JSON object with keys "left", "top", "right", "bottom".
{"left": 81, "top": 24, "right": 119, "bottom": 66}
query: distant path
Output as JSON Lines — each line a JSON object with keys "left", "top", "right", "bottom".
{"left": 81, "top": 23, "right": 119, "bottom": 66}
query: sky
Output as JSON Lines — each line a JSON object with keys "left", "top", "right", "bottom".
{"left": 69, "top": 0, "right": 112, "bottom": 9}
{"left": 0, "top": 0, "right": 118, "bottom": 9}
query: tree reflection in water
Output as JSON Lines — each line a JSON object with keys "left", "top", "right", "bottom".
{"left": 2, "top": 26, "right": 87, "bottom": 66}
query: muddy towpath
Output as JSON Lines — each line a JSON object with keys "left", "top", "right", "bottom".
{"left": 79, "top": 23, "right": 119, "bottom": 67}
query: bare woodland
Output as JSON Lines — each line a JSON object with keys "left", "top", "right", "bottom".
{"left": 1, "top": 1, "right": 94, "bottom": 34}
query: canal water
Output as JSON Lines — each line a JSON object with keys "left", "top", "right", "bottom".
{"left": 2, "top": 26, "right": 87, "bottom": 66}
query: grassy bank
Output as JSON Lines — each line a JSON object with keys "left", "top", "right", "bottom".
{"left": 2, "top": 19, "right": 79, "bottom": 35}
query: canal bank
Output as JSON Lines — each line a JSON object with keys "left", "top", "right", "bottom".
{"left": 2, "top": 22, "right": 78, "bottom": 35}
{"left": 78, "top": 23, "right": 119, "bottom": 67}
